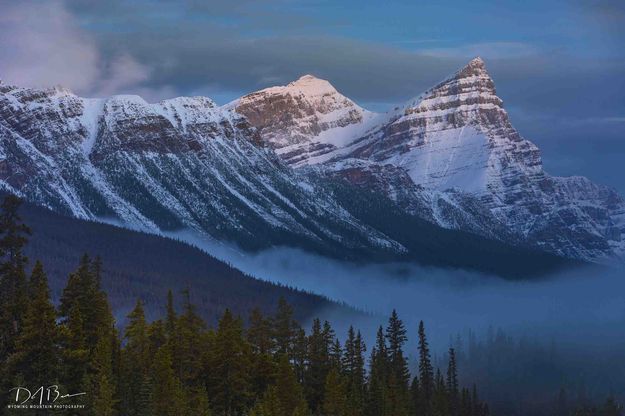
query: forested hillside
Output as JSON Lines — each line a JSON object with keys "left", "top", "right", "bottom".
{"left": 15, "top": 197, "right": 342, "bottom": 324}
{"left": 0, "top": 194, "right": 491, "bottom": 415}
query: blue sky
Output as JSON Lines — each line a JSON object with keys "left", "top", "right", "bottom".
{"left": 1, "top": 0, "right": 624, "bottom": 192}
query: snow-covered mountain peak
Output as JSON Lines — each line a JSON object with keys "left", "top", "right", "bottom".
{"left": 107, "top": 94, "right": 149, "bottom": 106}
{"left": 241, "top": 58, "right": 622, "bottom": 262}
{"left": 282, "top": 74, "right": 340, "bottom": 97}
{"left": 235, "top": 74, "right": 374, "bottom": 164}
{"left": 392, "top": 57, "right": 503, "bottom": 138}
{"left": 463, "top": 56, "right": 487, "bottom": 72}
{"left": 1, "top": 61, "right": 623, "bottom": 264}
{"left": 160, "top": 96, "right": 217, "bottom": 109}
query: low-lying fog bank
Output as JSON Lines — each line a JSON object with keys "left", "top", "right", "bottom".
{"left": 170, "top": 231, "right": 625, "bottom": 413}
{"left": 170, "top": 231, "right": 625, "bottom": 348}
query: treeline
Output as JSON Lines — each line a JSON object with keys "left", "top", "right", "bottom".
{"left": 0, "top": 195, "right": 488, "bottom": 415}
{"left": 18, "top": 197, "right": 333, "bottom": 325}
{"left": 441, "top": 328, "right": 624, "bottom": 416}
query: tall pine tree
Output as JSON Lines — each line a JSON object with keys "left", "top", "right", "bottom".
{"left": 366, "top": 326, "right": 389, "bottom": 416}
{"left": 273, "top": 297, "right": 296, "bottom": 359}
{"left": 418, "top": 321, "right": 434, "bottom": 412}
{"left": 0, "top": 195, "right": 31, "bottom": 388}
{"left": 385, "top": 310, "right": 410, "bottom": 416}
{"left": 206, "top": 309, "right": 252, "bottom": 416}
{"left": 248, "top": 308, "right": 276, "bottom": 397}
{"left": 8, "top": 262, "right": 60, "bottom": 388}
{"left": 447, "top": 348, "right": 459, "bottom": 416}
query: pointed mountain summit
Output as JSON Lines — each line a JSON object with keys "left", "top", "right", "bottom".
{"left": 402, "top": 56, "right": 502, "bottom": 128}
{"left": 0, "top": 59, "right": 623, "bottom": 263}
{"left": 240, "top": 57, "right": 623, "bottom": 262}
{"left": 459, "top": 56, "right": 488, "bottom": 75}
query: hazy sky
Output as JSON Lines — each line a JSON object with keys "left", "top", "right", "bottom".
{"left": 1, "top": 0, "right": 623, "bottom": 192}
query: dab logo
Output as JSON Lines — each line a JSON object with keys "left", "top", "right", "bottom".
{"left": 7, "top": 386, "right": 86, "bottom": 410}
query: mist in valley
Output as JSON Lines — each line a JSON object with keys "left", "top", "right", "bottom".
{"left": 170, "top": 230, "right": 625, "bottom": 413}
{"left": 172, "top": 231, "right": 625, "bottom": 345}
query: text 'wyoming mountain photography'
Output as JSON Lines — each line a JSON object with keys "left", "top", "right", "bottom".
{"left": 0, "top": 0, "right": 624, "bottom": 415}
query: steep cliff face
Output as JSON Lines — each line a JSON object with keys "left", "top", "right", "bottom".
{"left": 235, "top": 74, "right": 380, "bottom": 166}
{"left": 368, "top": 58, "right": 625, "bottom": 260}
{"left": 0, "top": 58, "right": 622, "bottom": 264}
{"left": 240, "top": 58, "right": 625, "bottom": 262}
{"left": 0, "top": 82, "right": 404, "bottom": 256}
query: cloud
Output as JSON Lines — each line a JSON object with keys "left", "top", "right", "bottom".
{"left": 0, "top": 1, "right": 100, "bottom": 91}
{"left": 102, "top": 32, "right": 465, "bottom": 104}
{"left": 2, "top": 0, "right": 624, "bottom": 163}
{"left": 421, "top": 42, "right": 539, "bottom": 60}
{"left": 95, "top": 54, "right": 151, "bottom": 97}
{"left": 163, "top": 231, "right": 625, "bottom": 352}
{"left": 0, "top": 0, "right": 158, "bottom": 99}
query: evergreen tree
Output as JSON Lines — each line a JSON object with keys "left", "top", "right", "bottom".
{"left": 0, "top": 195, "right": 31, "bottom": 375}
{"left": 8, "top": 262, "right": 60, "bottom": 387}
{"left": 58, "top": 254, "right": 116, "bottom": 357}
{"left": 460, "top": 388, "right": 472, "bottom": 416}
{"left": 165, "top": 289, "right": 177, "bottom": 341}
{"left": 252, "top": 354, "right": 310, "bottom": 416}
{"left": 91, "top": 255, "right": 103, "bottom": 289}
{"left": 90, "top": 323, "right": 118, "bottom": 416}
{"left": 323, "top": 367, "right": 347, "bottom": 416}
{"left": 343, "top": 327, "right": 366, "bottom": 416}
{"left": 447, "top": 348, "right": 459, "bottom": 416}
{"left": 177, "top": 289, "right": 206, "bottom": 387}
{"left": 206, "top": 309, "right": 252, "bottom": 416}
{"left": 273, "top": 297, "right": 296, "bottom": 358}
{"left": 323, "top": 320, "right": 337, "bottom": 355}
{"left": 366, "top": 326, "right": 389, "bottom": 416}
{"left": 150, "top": 345, "right": 186, "bottom": 416}
{"left": 248, "top": 307, "right": 275, "bottom": 355}
{"left": 330, "top": 338, "right": 343, "bottom": 371}
{"left": 432, "top": 368, "right": 449, "bottom": 416}
{"left": 124, "top": 300, "right": 150, "bottom": 369}
{"left": 248, "top": 308, "right": 276, "bottom": 397}
{"left": 411, "top": 376, "right": 423, "bottom": 416}
{"left": 190, "top": 385, "right": 212, "bottom": 416}
{"left": 418, "top": 321, "right": 434, "bottom": 413}
{"left": 385, "top": 310, "right": 410, "bottom": 416}
{"left": 472, "top": 385, "right": 479, "bottom": 416}
{"left": 120, "top": 299, "right": 150, "bottom": 416}
{"left": 136, "top": 375, "right": 154, "bottom": 416}
{"left": 59, "top": 303, "right": 90, "bottom": 392}
{"left": 293, "top": 327, "right": 308, "bottom": 384}
{"left": 305, "top": 318, "right": 332, "bottom": 412}
{"left": 92, "top": 370, "right": 116, "bottom": 416}
{"left": 148, "top": 319, "right": 167, "bottom": 356}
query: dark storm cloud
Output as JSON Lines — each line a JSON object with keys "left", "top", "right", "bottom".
{"left": 61, "top": 0, "right": 462, "bottom": 102}
{"left": 111, "top": 33, "right": 464, "bottom": 102}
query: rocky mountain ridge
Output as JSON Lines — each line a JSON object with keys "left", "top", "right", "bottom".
{"left": 236, "top": 58, "right": 625, "bottom": 261}
{"left": 0, "top": 57, "right": 622, "bottom": 267}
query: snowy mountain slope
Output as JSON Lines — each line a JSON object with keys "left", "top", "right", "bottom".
{"left": 0, "top": 82, "right": 406, "bottom": 258}
{"left": 238, "top": 58, "right": 625, "bottom": 262}
{"left": 235, "top": 74, "right": 382, "bottom": 166}
{"left": 0, "top": 78, "right": 578, "bottom": 277}
{"left": 0, "top": 57, "right": 621, "bottom": 266}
